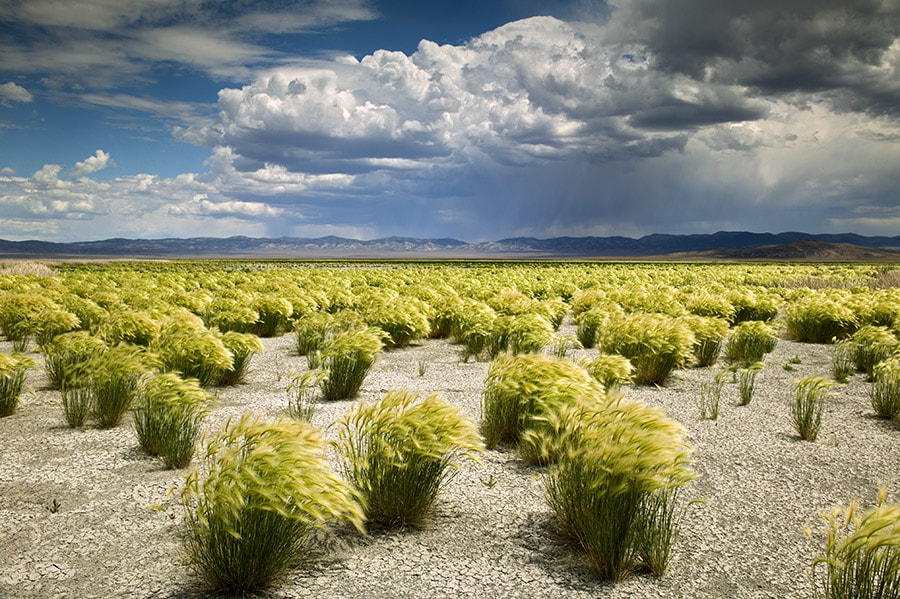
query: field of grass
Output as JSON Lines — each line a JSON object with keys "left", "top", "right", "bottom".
{"left": 1, "top": 260, "right": 899, "bottom": 597}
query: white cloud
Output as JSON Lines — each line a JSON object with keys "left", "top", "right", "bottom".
{"left": 68, "top": 149, "right": 112, "bottom": 178}
{"left": 0, "top": 81, "right": 33, "bottom": 103}
{"left": 0, "top": 168, "right": 15, "bottom": 176}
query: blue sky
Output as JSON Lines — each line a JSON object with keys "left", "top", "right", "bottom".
{"left": 0, "top": 0, "right": 898, "bottom": 242}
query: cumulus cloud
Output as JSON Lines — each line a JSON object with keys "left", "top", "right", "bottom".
{"left": 68, "top": 150, "right": 112, "bottom": 178}
{"left": 0, "top": 81, "right": 33, "bottom": 103}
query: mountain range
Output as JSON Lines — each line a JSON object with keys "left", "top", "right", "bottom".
{"left": 0, "top": 231, "right": 898, "bottom": 259}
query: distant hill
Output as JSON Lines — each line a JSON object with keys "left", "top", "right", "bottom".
{"left": 665, "top": 239, "right": 900, "bottom": 262}
{"left": 0, "top": 231, "right": 898, "bottom": 260}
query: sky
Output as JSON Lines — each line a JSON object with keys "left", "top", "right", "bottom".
{"left": 0, "top": 0, "right": 899, "bottom": 243}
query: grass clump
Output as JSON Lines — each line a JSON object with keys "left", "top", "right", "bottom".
{"left": 451, "top": 299, "right": 496, "bottom": 362}
{"left": 41, "top": 331, "right": 107, "bottom": 390}
{"left": 0, "top": 353, "right": 35, "bottom": 417}
{"left": 154, "top": 317, "right": 233, "bottom": 387}
{"left": 481, "top": 353, "right": 606, "bottom": 464}
{"left": 295, "top": 312, "right": 333, "bottom": 355}
{"left": 61, "top": 383, "right": 93, "bottom": 428}
{"left": 249, "top": 295, "right": 292, "bottom": 337}
{"left": 286, "top": 370, "right": 324, "bottom": 422}
{"left": 580, "top": 353, "right": 633, "bottom": 391}
{"left": 33, "top": 308, "right": 80, "bottom": 348}
{"left": 811, "top": 491, "right": 900, "bottom": 599}
{"left": 738, "top": 362, "right": 764, "bottom": 406}
{"left": 698, "top": 371, "right": 727, "bottom": 420}
{"left": 91, "top": 345, "right": 154, "bottom": 428}
{"left": 318, "top": 327, "right": 383, "bottom": 401}
{"left": 334, "top": 390, "right": 484, "bottom": 527}
{"left": 99, "top": 310, "right": 159, "bottom": 346}
{"left": 0, "top": 292, "right": 56, "bottom": 351}
{"left": 488, "top": 313, "right": 554, "bottom": 359}
{"left": 680, "top": 315, "right": 729, "bottom": 367}
{"left": 786, "top": 296, "right": 857, "bottom": 343}
{"left": 870, "top": 356, "right": 900, "bottom": 420}
{"left": 724, "top": 320, "right": 778, "bottom": 366}
{"left": 790, "top": 375, "right": 838, "bottom": 442}
{"left": 549, "top": 335, "right": 583, "bottom": 360}
{"left": 848, "top": 325, "right": 898, "bottom": 381}
{"left": 574, "top": 307, "right": 608, "bottom": 349}
{"left": 363, "top": 298, "right": 430, "bottom": 348}
{"left": 597, "top": 313, "right": 694, "bottom": 386}
{"left": 542, "top": 399, "right": 695, "bottom": 581}
{"left": 216, "top": 331, "right": 263, "bottom": 386}
{"left": 831, "top": 340, "right": 855, "bottom": 383}
{"left": 133, "top": 373, "right": 213, "bottom": 468}
{"left": 180, "top": 414, "right": 364, "bottom": 593}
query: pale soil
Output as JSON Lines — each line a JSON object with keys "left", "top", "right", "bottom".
{"left": 1, "top": 324, "right": 898, "bottom": 599}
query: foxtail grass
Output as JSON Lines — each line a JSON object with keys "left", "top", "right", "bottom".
{"left": 870, "top": 356, "right": 900, "bottom": 420}
{"left": 831, "top": 340, "right": 855, "bottom": 384}
{"left": 180, "top": 414, "right": 364, "bottom": 593}
{"left": 286, "top": 369, "right": 324, "bottom": 422}
{"left": 811, "top": 490, "right": 900, "bottom": 599}
{"left": 319, "top": 327, "right": 383, "bottom": 401}
{"left": 216, "top": 331, "right": 263, "bottom": 386}
{"left": 580, "top": 353, "right": 633, "bottom": 391}
{"left": 542, "top": 400, "right": 695, "bottom": 581}
{"left": 133, "top": 373, "right": 213, "bottom": 469}
{"left": 790, "top": 375, "right": 837, "bottom": 442}
{"left": 724, "top": 320, "right": 778, "bottom": 366}
{"left": 334, "top": 390, "right": 483, "bottom": 526}
{"left": 597, "top": 314, "right": 694, "bottom": 386}
{"left": 0, "top": 353, "right": 34, "bottom": 417}
{"left": 738, "top": 362, "right": 764, "bottom": 406}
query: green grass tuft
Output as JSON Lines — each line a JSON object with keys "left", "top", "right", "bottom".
{"left": 0, "top": 353, "right": 34, "bottom": 417}
{"left": 334, "top": 390, "right": 483, "bottom": 526}
{"left": 180, "top": 414, "right": 364, "bottom": 593}
{"left": 790, "top": 375, "right": 837, "bottom": 442}
{"left": 724, "top": 320, "right": 778, "bottom": 366}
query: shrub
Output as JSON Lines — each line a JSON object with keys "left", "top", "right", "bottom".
{"left": 738, "top": 362, "right": 764, "bottom": 406}
{"left": 334, "top": 390, "right": 483, "bottom": 526}
{"left": 597, "top": 314, "right": 695, "bottom": 386}
{"left": 580, "top": 354, "right": 633, "bottom": 391}
{"left": 870, "top": 356, "right": 900, "bottom": 420}
{"left": 481, "top": 353, "right": 606, "bottom": 464}
{"left": 318, "top": 327, "right": 383, "bottom": 401}
{"left": 217, "top": 332, "right": 263, "bottom": 386}
{"left": 790, "top": 375, "right": 837, "bottom": 442}
{"left": 680, "top": 315, "right": 730, "bottom": 368}
{"left": 786, "top": 296, "right": 857, "bottom": 343}
{"left": 154, "top": 317, "right": 233, "bottom": 387}
{"left": 286, "top": 370, "right": 324, "bottom": 422}
{"left": 488, "top": 313, "right": 554, "bottom": 359}
{"left": 811, "top": 492, "right": 900, "bottom": 599}
{"left": 295, "top": 312, "right": 333, "bottom": 356}
{"left": 848, "top": 325, "right": 898, "bottom": 380}
{"left": 41, "top": 331, "right": 106, "bottom": 390}
{"left": 99, "top": 310, "right": 159, "bottom": 346}
{"left": 180, "top": 415, "right": 364, "bottom": 593}
{"left": 133, "top": 373, "right": 213, "bottom": 469}
{"left": 543, "top": 399, "right": 695, "bottom": 581}
{"left": 831, "top": 340, "right": 855, "bottom": 384}
{"left": 0, "top": 353, "right": 34, "bottom": 417}
{"left": 724, "top": 321, "right": 778, "bottom": 366}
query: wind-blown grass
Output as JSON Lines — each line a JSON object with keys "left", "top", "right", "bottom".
{"left": 334, "top": 390, "right": 484, "bottom": 526}
{"left": 318, "top": 327, "right": 383, "bottom": 401}
{"left": 180, "top": 414, "right": 364, "bottom": 593}
{"left": 870, "top": 356, "right": 900, "bottom": 420}
{"left": 41, "top": 331, "right": 106, "bottom": 390}
{"left": 481, "top": 353, "right": 606, "bottom": 464}
{"left": 597, "top": 313, "right": 694, "bottom": 386}
{"left": 216, "top": 331, "right": 263, "bottom": 386}
{"left": 580, "top": 353, "right": 633, "bottom": 391}
{"left": 811, "top": 491, "right": 900, "bottom": 599}
{"left": 738, "top": 362, "right": 764, "bottom": 406}
{"left": 847, "top": 325, "right": 898, "bottom": 381}
{"left": 154, "top": 316, "right": 233, "bottom": 387}
{"left": 542, "top": 399, "right": 695, "bottom": 581}
{"left": 790, "top": 375, "right": 838, "bottom": 442}
{"left": 133, "top": 373, "right": 213, "bottom": 469}
{"left": 0, "top": 353, "right": 34, "bottom": 418}
{"left": 724, "top": 320, "right": 778, "bottom": 366}
{"left": 90, "top": 344, "right": 154, "bottom": 428}
{"left": 786, "top": 297, "right": 857, "bottom": 343}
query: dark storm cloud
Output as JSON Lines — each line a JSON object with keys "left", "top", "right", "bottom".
{"left": 605, "top": 0, "right": 900, "bottom": 116}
